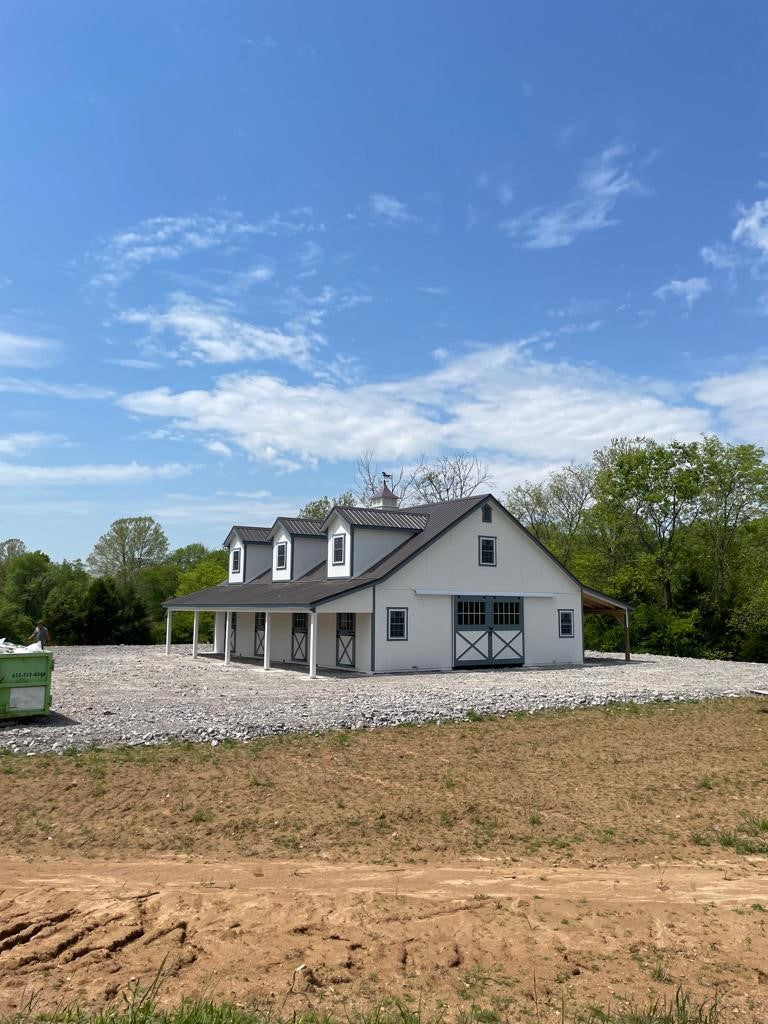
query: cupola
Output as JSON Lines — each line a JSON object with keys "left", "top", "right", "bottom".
{"left": 371, "top": 473, "right": 399, "bottom": 510}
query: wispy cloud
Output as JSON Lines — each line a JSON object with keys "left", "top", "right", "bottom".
{"left": 695, "top": 363, "right": 768, "bottom": 441}
{"left": 0, "top": 376, "right": 113, "bottom": 400}
{"left": 501, "top": 144, "right": 646, "bottom": 249}
{"left": 654, "top": 277, "right": 710, "bottom": 308}
{"left": 216, "top": 264, "right": 275, "bottom": 294}
{"left": 119, "top": 332, "right": 711, "bottom": 471}
{"left": 104, "top": 358, "right": 162, "bottom": 370}
{"left": 0, "top": 330, "right": 59, "bottom": 367}
{"left": 419, "top": 286, "right": 450, "bottom": 296}
{"left": 119, "top": 293, "right": 321, "bottom": 367}
{"left": 369, "top": 193, "right": 415, "bottom": 224}
{"left": 0, "top": 432, "right": 68, "bottom": 457}
{"left": 90, "top": 209, "right": 321, "bottom": 289}
{"left": 701, "top": 193, "right": 768, "bottom": 310}
{"left": 0, "top": 461, "right": 193, "bottom": 485}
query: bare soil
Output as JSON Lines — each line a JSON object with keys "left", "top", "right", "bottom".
{"left": 2, "top": 699, "right": 768, "bottom": 1021}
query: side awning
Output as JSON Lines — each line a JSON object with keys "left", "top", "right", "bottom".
{"left": 581, "top": 586, "right": 631, "bottom": 661}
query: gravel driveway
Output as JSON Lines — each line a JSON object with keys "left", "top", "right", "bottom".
{"left": 1, "top": 644, "right": 765, "bottom": 754}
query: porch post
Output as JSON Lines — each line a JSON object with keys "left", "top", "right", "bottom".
{"left": 192, "top": 610, "right": 199, "bottom": 659}
{"left": 623, "top": 608, "right": 631, "bottom": 663}
{"left": 224, "top": 610, "right": 232, "bottom": 665}
{"left": 263, "top": 611, "right": 271, "bottom": 671}
{"left": 165, "top": 609, "right": 172, "bottom": 655}
{"left": 309, "top": 609, "right": 318, "bottom": 679}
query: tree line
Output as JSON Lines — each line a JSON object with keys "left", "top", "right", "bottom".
{"left": 1, "top": 436, "right": 767, "bottom": 660}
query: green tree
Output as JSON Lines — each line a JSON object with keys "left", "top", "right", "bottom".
{"left": 167, "top": 543, "right": 213, "bottom": 572}
{"left": 298, "top": 492, "right": 356, "bottom": 519}
{"left": 592, "top": 438, "right": 701, "bottom": 610}
{"left": 87, "top": 517, "right": 169, "bottom": 583}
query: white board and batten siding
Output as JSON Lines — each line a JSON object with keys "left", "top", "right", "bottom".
{"left": 272, "top": 528, "right": 326, "bottom": 581}
{"left": 228, "top": 532, "right": 272, "bottom": 584}
{"left": 373, "top": 501, "right": 583, "bottom": 672}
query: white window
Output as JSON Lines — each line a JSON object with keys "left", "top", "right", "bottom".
{"left": 332, "top": 534, "right": 345, "bottom": 565}
{"left": 387, "top": 607, "right": 408, "bottom": 641}
{"left": 558, "top": 609, "right": 575, "bottom": 638}
{"left": 231, "top": 549, "right": 241, "bottom": 573}
{"left": 276, "top": 541, "right": 287, "bottom": 570}
{"left": 479, "top": 536, "right": 496, "bottom": 566}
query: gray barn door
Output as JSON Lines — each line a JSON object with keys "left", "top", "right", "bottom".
{"left": 291, "top": 612, "right": 308, "bottom": 662}
{"left": 454, "top": 596, "right": 523, "bottom": 667}
{"left": 254, "top": 612, "right": 266, "bottom": 658}
{"left": 336, "top": 613, "right": 356, "bottom": 668}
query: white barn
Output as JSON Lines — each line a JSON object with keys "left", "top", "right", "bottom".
{"left": 164, "top": 485, "right": 629, "bottom": 675}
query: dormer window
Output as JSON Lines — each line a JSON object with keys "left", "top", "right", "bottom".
{"left": 332, "top": 534, "right": 345, "bottom": 565}
{"left": 482, "top": 503, "right": 492, "bottom": 523}
{"left": 276, "top": 541, "right": 287, "bottom": 570}
{"left": 231, "top": 549, "right": 241, "bottom": 573}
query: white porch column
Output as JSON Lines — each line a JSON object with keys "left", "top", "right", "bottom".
{"left": 192, "top": 610, "right": 199, "bottom": 659}
{"left": 224, "top": 610, "right": 232, "bottom": 665}
{"left": 309, "top": 609, "right": 318, "bottom": 679}
{"left": 165, "top": 610, "right": 172, "bottom": 654}
{"left": 263, "top": 611, "right": 271, "bottom": 671}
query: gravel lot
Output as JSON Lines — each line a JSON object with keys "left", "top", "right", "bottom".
{"left": 1, "top": 644, "right": 766, "bottom": 754}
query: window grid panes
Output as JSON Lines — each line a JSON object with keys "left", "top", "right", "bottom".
{"left": 559, "top": 610, "right": 574, "bottom": 637}
{"left": 479, "top": 537, "right": 496, "bottom": 565}
{"left": 276, "top": 542, "right": 287, "bottom": 569}
{"left": 387, "top": 608, "right": 407, "bottom": 640}
{"left": 255, "top": 612, "right": 266, "bottom": 630}
{"left": 457, "top": 600, "right": 486, "bottom": 626}
{"left": 482, "top": 503, "right": 492, "bottom": 523}
{"left": 231, "top": 549, "right": 241, "bottom": 573}
{"left": 292, "top": 613, "right": 308, "bottom": 631}
{"left": 493, "top": 600, "right": 520, "bottom": 626}
{"left": 337, "top": 613, "right": 355, "bottom": 633}
{"left": 332, "top": 534, "right": 345, "bottom": 564}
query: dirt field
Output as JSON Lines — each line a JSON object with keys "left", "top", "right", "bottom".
{"left": 2, "top": 699, "right": 768, "bottom": 1021}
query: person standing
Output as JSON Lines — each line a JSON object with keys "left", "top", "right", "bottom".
{"left": 28, "top": 621, "right": 50, "bottom": 649}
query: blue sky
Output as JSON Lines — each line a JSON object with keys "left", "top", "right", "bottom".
{"left": 2, "top": 0, "right": 768, "bottom": 560}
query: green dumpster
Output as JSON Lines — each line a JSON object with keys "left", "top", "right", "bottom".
{"left": 0, "top": 651, "right": 53, "bottom": 719}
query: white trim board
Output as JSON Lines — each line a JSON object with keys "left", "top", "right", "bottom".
{"left": 413, "top": 589, "right": 555, "bottom": 598}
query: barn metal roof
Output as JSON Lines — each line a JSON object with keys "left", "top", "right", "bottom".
{"left": 222, "top": 525, "right": 272, "bottom": 546}
{"left": 328, "top": 506, "right": 429, "bottom": 530}
{"left": 268, "top": 517, "right": 325, "bottom": 539}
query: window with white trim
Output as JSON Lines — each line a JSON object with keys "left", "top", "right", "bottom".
{"left": 276, "top": 541, "right": 287, "bottom": 570}
{"left": 558, "top": 609, "right": 575, "bottom": 638}
{"left": 387, "top": 607, "right": 408, "bottom": 640}
{"left": 231, "top": 548, "right": 241, "bottom": 573}
{"left": 332, "top": 533, "right": 345, "bottom": 565}
{"left": 479, "top": 536, "right": 497, "bottom": 566}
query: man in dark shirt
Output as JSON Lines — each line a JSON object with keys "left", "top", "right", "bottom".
{"left": 28, "top": 621, "right": 50, "bottom": 649}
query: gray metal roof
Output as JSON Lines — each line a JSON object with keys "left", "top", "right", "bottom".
{"left": 331, "top": 507, "right": 429, "bottom": 530}
{"left": 169, "top": 493, "right": 630, "bottom": 615}
{"left": 168, "top": 494, "right": 486, "bottom": 610}
{"left": 269, "top": 516, "right": 325, "bottom": 539}
{"left": 223, "top": 525, "right": 272, "bottom": 546}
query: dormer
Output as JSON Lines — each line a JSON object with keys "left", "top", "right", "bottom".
{"left": 223, "top": 526, "right": 273, "bottom": 583}
{"left": 322, "top": 506, "right": 429, "bottom": 578}
{"left": 269, "top": 517, "right": 326, "bottom": 581}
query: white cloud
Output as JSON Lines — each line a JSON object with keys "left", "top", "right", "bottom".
{"left": 0, "top": 330, "right": 59, "bottom": 367}
{"left": 119, "top": 293, "right": 320, "bottom": 367}
{"left": 119, "top": 337, "right": 710, "bottom": 471}
{"left": 104, "top": 358, "right": 162, "bottom": 369}
{"left": 91, "top": 209, "right": 321, "bottom": 289}
{"left": 206, "top": 440, "right": 233, "bottom": 457}
{"left": 0, "top": 432, "right": 67, "bottom": 456}
{"left": 695, "top": 365, "right": 768, "bottom": 441}
{"left": 654, "top": 277, "right": 710, "bottom": 307}
{"left": 0, "top": 461, "right": 193, "bottom": 486}
{"left": 0, "top": 376, "right": 113, "bottom": 400}
{"left": 218, "top": 264, "right": 275, "bottom": 294}
{"left": 369, "top": 193, "right": 415, "bottom": 224}
{"left": 419, "top": 286, "right": 451, "bottom": 296}
{"left": 501, "top": 144, "right": 646, "bottom": 249}
{"left": 732, "top": 198, "right": 768, "bottom": 254}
